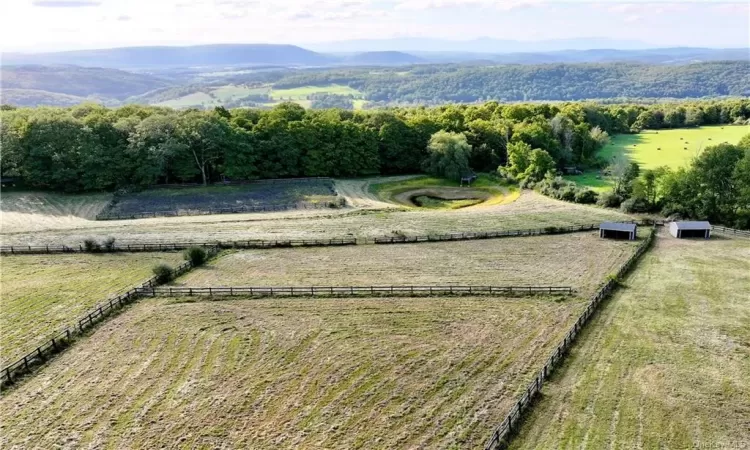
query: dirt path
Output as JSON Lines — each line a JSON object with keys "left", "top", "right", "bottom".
{"left": 333, "top": 176, "right": 419, "bottom": 209}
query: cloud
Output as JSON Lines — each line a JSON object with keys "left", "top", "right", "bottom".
{"left": 32, "top": 0, "right": 101, "bottom": 6}
{"left": 394, "top": 0, "right": 540, "bottom": 11}
{"left": 116, "top": 15, "right": 132, "bottom": 21}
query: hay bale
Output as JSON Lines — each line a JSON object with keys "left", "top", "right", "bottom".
{"left": 680, "top": 137, "right": 683, "bottom": 140}
{"left": 657, "top": 147, "right": 661, "bottom": 150}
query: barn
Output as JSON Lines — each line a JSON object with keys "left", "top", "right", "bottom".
{"left": 669, "top": 221, "right": 711, "bottom": 239}
{"left": 599, "top": 222, "right": 637, "bottom": 240}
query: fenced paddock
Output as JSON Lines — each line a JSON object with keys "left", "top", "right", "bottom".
{"left": 0, "top": 252, "right": 185, "bottom": 369}
{"left": 0, "top": 295, "right": 590, "bottom": 448}
{"left": 484, "top": 228, "right": 656, "bottom": 450}
{"left": 176, "top": 232, "right": 640, "bottom": 297}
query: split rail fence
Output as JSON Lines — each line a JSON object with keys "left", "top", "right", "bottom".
{"left": 136, "top": 285, "right": 573, "bottom": 298}
{"left": 483, "top": 227, "right": 657, "bottom": 450}
{"left": 0, "top": 223, "right": 605, "bottom": 255}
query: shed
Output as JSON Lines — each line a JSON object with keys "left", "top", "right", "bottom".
{"left": 599, "top": 222, "right": 637, "bottom": 240}
{"left": 669, "top": 221, "right": 711, "bottom": 239}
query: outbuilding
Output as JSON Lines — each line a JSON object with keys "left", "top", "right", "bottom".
{"left": 669, "top": 221, "right": 711, "bottom": 239}
{"left": 599, "top": 222, "right": 637, "bottom": 240}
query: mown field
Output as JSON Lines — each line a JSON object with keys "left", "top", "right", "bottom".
{"left": 0, "top": 189, "right": 633, "bottom": 245}
{"left": 566, "top": 125, "right": 750, "bottom": 190}
{"left": 510, "top": 233, "right": 750, "bottom": 449}
{"left": 0, "top": 295, "right": 588, "bottom": 449}
{"left": 371, "top": 175, "right": 518, "bottom": 208}
{"left": 101, "top": 180, "right": 339, "bottom": 218}
{"left": 0, "top": 252, "right": 184, "bottom": 367}
{"left": 0, "top": 191, "right": 111, "bottom": 233}
{"left": 178, "top": 232, "right": 639, "bottom": 297}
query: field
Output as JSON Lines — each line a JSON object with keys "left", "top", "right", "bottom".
{"left": 99, "top": 180, "right": 339, "bottom": 218}
{"left": 178, "top": 232, "right": 639, "bottom": 297}
{"left": 0, "top": 189, "right": 634, "bottom": 246}
{"left": 270, "top": 84, "right": 362, "bottom": 100}
{"left": 0, "top": 191, "right": 112, "bottom": 233}
{"left": 371, "top": 175, "right": 518, "bottom": 208}
{"left": 0, "top": 252, "right": 184, "bottom": 367}
{"left": 0, "top": 295, "right": 588, "bottom": 449}
{"left": 509, "top": 233, "right": 750, "bottom": 449}
{"left": 566, "top": 125, "right": 750, "bottom": 190}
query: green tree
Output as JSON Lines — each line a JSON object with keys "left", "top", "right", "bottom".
{"left": 421, "top": 131, "right": 471, "bottom": 181}
{"left": 523, "top": 149, "right": 556, "bottom": 182}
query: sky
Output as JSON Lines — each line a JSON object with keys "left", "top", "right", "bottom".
{"left": 1, "top": 0, "right": 748, "bottom": 52}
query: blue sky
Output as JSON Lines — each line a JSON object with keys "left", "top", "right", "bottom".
{"left": 2, "top": 0, "right": 748, "bottom": 52}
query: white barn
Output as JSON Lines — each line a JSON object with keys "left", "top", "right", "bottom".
{"left": 669, "top": 221, "right": 711, "bottom": 239}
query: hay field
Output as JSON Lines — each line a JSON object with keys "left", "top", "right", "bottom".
{"left": 510, "top": 233, "right": 750, "bottom": 449}
{"left": 0, "top": 252, "right": 184, "bottom": 367}
{"left": 178, "top": 232, "right": 639, "bottom": 296}
{"left": 0, "top": 191, "right": 111, "bottom": 233}
{"left": 0, "top": 190, "right": 633, "bottom": 246}
{"left": 0, "top": 295, "right": 588, "bottom": 449}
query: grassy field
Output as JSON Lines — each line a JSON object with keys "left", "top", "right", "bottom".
{"left": 178, "top": 232, "right": 639, "bottom": 297}
{"left": 100, "top": 180, "right": 339, "bottom": 218}
{"left": 0, "top": 295, "right": 588, "bottom": 449}
{"left": 566, "top": 125, "right": 750, "bottom": 190}
{"left": 270, "top": 84, "right": 362, "bottom": 101}
{"left": 0, "top": 252, "right": 184, "bottom": 367}
{"left": 510, "top": 233, "right": 750, "bottom": 449}
{"left": 0, "top": 190, "right": 634, "bottom": 246}
{"left": 0, "top": 191, "right": 111, "bottom": 233}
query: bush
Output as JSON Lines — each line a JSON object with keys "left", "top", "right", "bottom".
{"left": 183, "top": 246, "right": 208, "bottom": 266}
{"left": 103, "top": 237, "right": 116, "bottom": 252}
{"left": 574, "top": 189, "right": 598, "bottom": 204}
{"left": 83, "top": 238, "right": 101, "bottom": 252}
{"left": 559, "top": 186, "right": 577, "bottom": 202}
{"left": 597, "top": 191, "right": 623, "bottom": 208}
{"left": 620, "top": 196, "right": 651, "bottom": 213}
{"left": 152, "top": 264, "right": 174, "bottom": 283}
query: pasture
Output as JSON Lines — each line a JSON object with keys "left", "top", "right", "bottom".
{"left": 509, "top": 234, "right": 750, "bottom": 449}
{"left": 178, "top": 232, "right": 640, "bottom": 297}
{"left": 0, "top": 190, "right": 634, "bottom": 246}
{"left": 0, "top": 295, "right": 588, "bottom": 449}
{"left": 0, "top": 191, "right": 111, "bottom": 233}
{"left": 270, "top": 84, "right": 362, "bottom": 101}
{"left": 0, "top": 252, "right": 184, "bottom": 367}
{"left": 566, "top": 125, "right": 750, "bottom": 190}
{"left": 370, "top": 175, "right": 517, "bottom": 208}
{"left": 98, "top": 179, "right": 339, "bottom": 219}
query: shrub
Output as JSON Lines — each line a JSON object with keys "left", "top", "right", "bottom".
{"left": 620, "top": 196, "right": 651, "bottom": 213}
{"left": 559, "top": 186, "right": 577, "bottom": 202}
{"left": 83, "top": 238, "right": 101, "bottom": 252}
{"left": 183, "top": 246, "right": 208, "bottom": 266}
{"left": 574, "top": 189, "right": 598, "bottom": 204}
{"left": 103, "top": 237, "right": 116, "bottom": 252}
{"left": 152, "top": 264, "right": 174, "bottom": 283}
{"left": 597, "top": 191, "right": 623, "bottom": 208}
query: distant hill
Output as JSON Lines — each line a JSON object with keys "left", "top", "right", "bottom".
{"left": 343, "top": 51, "right": 425, "bottom": 66}
{"left": 2, "top": 44, "right": 335, "bottom": 69}
{"left": 0, "top": 89, "right": 93, "bottom": 107}
{"left": 2, "top": 65, "right": 171, "bottom": 100}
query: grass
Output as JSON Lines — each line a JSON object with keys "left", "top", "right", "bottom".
{"left": 509, "top": 233, "right": 750, "bottom": 449}
{"left": 270, "top": 84, "right": 362, "bottom": 100}
{"left": 370, "top": 174, "right": 518, "bottom": 208}
{"left": 0, "top": 191, "right": 112, "bottom": 233}
{"left": 565, "top": 125, "right": 750, "bottom": 191}
{"left": 177, "top": 232, "right": 639, "bottom": 297}
{"left": 0, "top": 252, "right": 184, "bottom": 366}
{"left": 0, "top": 188, "right": 634, "bottom": 246}
{"left": 0, "top": 295, "right": 588, "bottom": 448}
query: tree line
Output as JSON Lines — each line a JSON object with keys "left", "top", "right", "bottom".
{"left": 1, "top": 99, "right": 749, "bottom": 196}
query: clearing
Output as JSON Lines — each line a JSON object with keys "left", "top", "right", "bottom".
{"left": 270, "top": 84, "right": 362, "bottom": 101}
{"left": 178, "top": 232, "right": 640, "bottom": 297}
{"left": 509, "top": 233, "right": 750, "bottom": 449}
{"left": 0, "top": 252, "right": 184, "bottom": 367}
{"left": 98, "top": 179, "right": 339, "bottom": 219}
{"left": 0, "top": 190, "right": 634, "bottom": 246}
{"left": 0, "top": 295, "right": 587, "bottom": 449}
{"left": 371, "top": 175, "right": 517, "bottom": 209}
{"left": 566, "top": 125, "right": 750, "bottom": 190}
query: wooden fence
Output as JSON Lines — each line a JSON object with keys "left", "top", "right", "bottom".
{"left": 483, "top": 227, "right": 657, "bottom": 450}
{"left": 711, "top": 225, "right": 750, "bottom": 237}
{"left": 136, "top": 285, "right": 574, "bottom": 298}
{"left": 0, "top": 223, "right": 606, "bottom": 255}
{"left": 0, "top": 252, "right": 213, "bottom": 388}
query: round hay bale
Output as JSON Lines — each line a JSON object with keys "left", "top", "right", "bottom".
{"left": 708, "top": 138, "right": 712, "bottom": 140}
{"left": 657, "top": 147, "right": 661, "bottom": 150}
{"left": 680, "top": 137, "right": 683, "bottom": 140}
{"left": 684, "top": 147, "right": 687, "bottom": 150}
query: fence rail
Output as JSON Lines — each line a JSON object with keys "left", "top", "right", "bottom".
{"left": 137, "top": 285, "right": 574, "bottom": 298}
{"left": 484, "top": 227, "right": 657, "bottom": 450}
{"left": 0, "top": 254, "right": 208, "bottom": 388}
{"left": 711, "top": 225, "right": 750, "bottom": 237}
{"left": 0, "top": 223, "right": 607, "bottom": 255}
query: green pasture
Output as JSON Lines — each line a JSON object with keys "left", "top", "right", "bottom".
{"left": 567, "top": 125, "right": 750, "bottom": 191}
{"left": 270, "top": 85, "right": 362, "bottom": 100}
